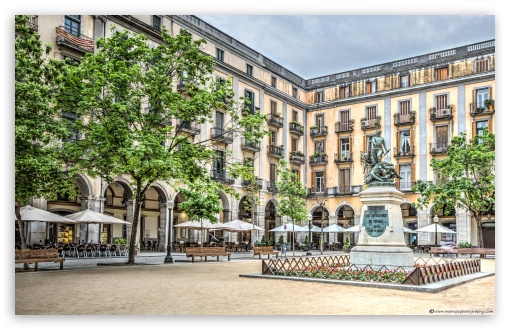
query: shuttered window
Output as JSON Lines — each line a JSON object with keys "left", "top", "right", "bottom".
{"left": 366, "top": 106, "right": 377, "bottom": 120}
{"left": 436, "top": 126, "right": 448, "bottom": 147}
{"left": 270, "top": 163, "right": 276, "bottom": 182}
{"left": 270, "top": 100, "right": 277, "bottom": 115}
{"left": 366, "top": 81, "right": 376, "bottom": 94}
{"left": 339, "top": 169, "right": 350, "bottom": 194}
{"left": 475, "top": 58, "right": 489, "bottom": 73}
{"left": 400, "top": 74, "right": 410, "bottom": 88}
{"left": 400, "top": 100, "right": 411, "bottom": 115}
{"left": 436, "top": 67, "right": 448, "bottom": 81}
{"left": 340, "top": 110, "right": 350, "bottom": 123}
{"left": 436, "top": 94, "right": 448, "bottom": 110}
{"left": 340, "top": 86, "right": 350, "bottom": 98}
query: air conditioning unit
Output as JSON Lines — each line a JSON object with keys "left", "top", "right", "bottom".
{"left": 361, "top": 120, "right": 369, "bottom": 127}
{"left": 441, "top": 108, "right": 451, "bottom": 116}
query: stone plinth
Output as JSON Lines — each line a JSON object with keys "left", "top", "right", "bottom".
{"left": 350, "top": 185, "right": 414, "bottom": 268}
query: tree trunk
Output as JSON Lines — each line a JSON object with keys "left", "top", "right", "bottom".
{"left": 476, "top": 215, "right": 484, "bottom": 248}
{"left": 320, "top": 208, "right": 324, "bottom": 255}
{"left": 127, "top": 182, "right": 143, "bottom": 265}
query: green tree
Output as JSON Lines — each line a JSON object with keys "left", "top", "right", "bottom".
{"left": 275, "top": 159, "right": 308, "bottom": 256}
{"left": 15, "top": 15, "right": 77, "bottom": 250}
{"left": 58, "top": 26, "right": 267, "bottom": 264}
{"left": 412, "top": 129, "right": 495, "bottom": 247}
{"left": 178, "top": 179, "right": 225, "bottom": 247}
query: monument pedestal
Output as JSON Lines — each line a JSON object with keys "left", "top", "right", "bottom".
{"left": 350, "top": 185, "right": 414, "bottom": 268}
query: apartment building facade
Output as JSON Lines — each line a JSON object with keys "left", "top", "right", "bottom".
{"left": 23, "top": 15, "right": 495, "bottom": 250}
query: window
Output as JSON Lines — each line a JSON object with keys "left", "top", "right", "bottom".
{"left": 246, "top": 64, "right": 253, "bottom": 76}
{"left": 291, "top": 138, "right": 298, "bottom": 152}
{"left": 340, "top": 137, "right": 350, "bottom": 159}
{"left": 400, "top": 74, "right": 410, "bottom": 88}
{"left": 435, "top": 125, "right": 449, "bottom": 149}
{"left": 292, "top": 110, "right": 298, "bottom": 122}
{"left": 62, "top": 111, "right": 79, "bottom": 143}
{"left": 215, "top": 111, "right": 224, "bottom": 129}
{"left": 475, "top": 58, "right": 489, "bottom": 73}
{"left": 244, "top": 90, "right": 255, "bottom": 114}
{"left": 316, "top": 113, "right": 325, "bottom": 127}
{"left": 340, "top": 86, "right": 350, "bottom": 98}
{"left": 366, "top": 81, "right": 376, "bottom": 94}
{"left": 316, "top": 91, "right": 324, "bottom": 103}
{"left": 213, "top": 150, "right": 225, "bottom": 172}
{"left": 399, "top": 130, "right": 411, "bottom": 153}
{"left": 314, "top": 141, "right": 325, "bottom": 154}
{"left": 399, "top": 164, "right": 412, "bottom": 190}
{"left": 270, "top": 100, "right": 277, "bottom": 115}
{"left": 339, "top": 169, "right": 350, "bottom": 193}
{"left": 400, "top": 100, "right": 411, "bottom": 115}
{"left": 315, "top": 172, "right": 324, "bottom": 192}
{"left": 366, "top": 106, "right": 377, "bottom": 120}
{"left": 292, "top": 169, "right": 300, "bottom": 181}
{"left": 436, "top": 94, "right": 449, "bottom": 112}
{"left": 476, "top": 121, "right": 488, "bottom": 143}
{"left": 270, "top": 163, "right": 276, "bottom": 182}
{"left": 271, "top": 76, "right": 277, "bottom": 88}
{"left": 435, "top": 67, "right": 448, "bottom": 81}
{"left": 270, "top": 131, "right": 277, "bottom": 146}
{"left": 216, "top": 48, "right": 224, "bottom": 62}
{"left": 292, "top": 87, "right": 298, "bottom": 98}
{"left": 152, "top": 16, "right": 162, "bottom": 31}
{"left": 366, "top": 135, "right": 374, "bottom": 152}
{"left": 64, "top": 15, "right": 80, "bottom": 36}
{"left": 476, "top": 88, "right": 489, "bottom": 108}
{"left": 340, "top": 110, "right": 350, "bottom": 123}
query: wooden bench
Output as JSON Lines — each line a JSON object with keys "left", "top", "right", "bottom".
{"left": 15, "top": 249, "right": 65, "bottom": 271}
{"left": 253, "top": 246, "right": 279, "bottom": 259}
{"left": 429, "top": 247, "right": 495, "bottom": 258}
{"left": 185, "top": 247, "right": 231, "bottom": 263}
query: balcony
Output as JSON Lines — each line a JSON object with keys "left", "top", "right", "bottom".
{"left": 335, "top": 120, "right": 354, "bottom": 134}
{"left": 361, "top": 116, "right": 381, "bottom": 130}
{"left": 267, "top": 114, "right": 284, "bottom": 128}
{"left": 210, "top": 127, "right": 233, "bottom": 144}
{"left": 289, "top": 122, "right": 304, "bottom": 136}
{"left": 27, "top": 15, "right": 38, "bottom": 31}
{"left": 241, "top": 177, "right": 263, "bottom": 189}
{"left": 395, "top": 181, "right": 416, "bottom": 191}
{"left": 241, "top": 138, "right": 260, "bottom": 152}
{"left": 267, "top": 145, "right": 284, "bottom": 159}
{"left": 307, "top": 187, "right": 328, "bottom": 198}
{"left": 176, "top": 119, "right": 200, "bottom": 135}
{"left": 266, "top": 181, "right": 278, "bottom": 193}
{"left": 210, "top": 170, "right": 235, "bottom": 185}
{"left": 243, "top": 103, "right": 260, "bottom": 116}
{"left": 469, "top": 101, "right": 495, "bottom": 117}
{"left": 334, "top": 152, "right": 353, "bottom": 164}
{"left": 289, "top": 151, "right": 305, "bottom": 164}
{"left": 430, "top": 143, "right": 449, "bottom": 155}
{"left": 333, "top": 185, "right": 355, "bottom": 195}
{"left": 55, "top": 26, "right": 94, "bottom": 54}
{"left": 309, "top": 153, "right": 328, "bottom": 166}
{"left": 429, "top": 106, "right": 454, "bottom": 121}
{"left": 393, "top": 111, "right": 416, "bottom": 127}
{"left": 310, "top": 126, "right": 328, "bottom": 138}
{"left": 393, "top": 146, "right": 415, "bottom": 158}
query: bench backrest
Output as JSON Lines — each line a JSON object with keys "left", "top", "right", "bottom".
{"left": 15, "top": 249, "right": 60, "bottom": 260}
{"left": 186, "top": 247, "right": 227, "bottom": 254}
{"left": 253, "top": 246, "right": 275, "bottom": 252}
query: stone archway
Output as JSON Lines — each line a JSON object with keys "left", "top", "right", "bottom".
{"left": 140, "top": 184, "right": 169, "bottom": 252}
{"left": 101, "top": 180, "right": 134, "bottom": 244}
{"left": 335, "top": 204, "right": 355, "bottom": 247}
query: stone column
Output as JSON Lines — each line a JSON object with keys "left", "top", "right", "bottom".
{"left": 456, "top": 208, "right": 471, "bottom": 245}
{"left": 328, "top": 215, "right": 336, "bottom": 245}
{"left": 124, "top": 199, "right": 135, "bottom": 245}
{"left": 416, "top": 209, "right": 430, "bottom": 246}
{"left": 157, "top": 202, "right": 169, "bottom": 252}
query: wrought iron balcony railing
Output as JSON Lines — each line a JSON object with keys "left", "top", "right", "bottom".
{"left": 335, "top": 120, "right": 354, "bottom": 133}
{"left": 393, "top": 146, "right": 415, "bottom": 158}
{"left": 210, "top": 170, "right": 235, "bottom": 185}
{"left": 266, "top": 181, "right": 278, "bottom": 193}
{"left": 360, "top": 116, "right": 381, "bottom": 130}
{"left": 429, "top": 142, "right": 449, "bottom": 155}
{"left": 289, "top": 122, "right": 304, "bottom": 136}
{"left": 310, "top": 126, "right": 328, "bottom": 138}
{"left": 469, "top": 101, "right": 495, "bottom": 116}
{"left": 429, "top": 106, "right": 454, "bottom": 121}
{"left": 267, "top": 145, "right": 284, "bottom": 159}
{"left": 241, "top": 138, "right": 260, "bottom": 152}
{"left": 267, "top": 114, "right": 284, "bottom": 128}
{"left": 210, "top": 127, "right": 233, "bottom": 144}
{"left": 334, "top": 152, "right": 353, "bottom": 164}
{"left": 309, "top": 153, "right": 328, "bottom": 166}
{"left": 241, "top": 177, "right": 263, "bottom": 189}
{"left": 176, "top": 119, "right": 200, "bottom": 135}
{"left": 393, "top": 111, "right": 416, "bottom": 126}
{"left": 289, "top": 152, "right": 305, "bottom": 164}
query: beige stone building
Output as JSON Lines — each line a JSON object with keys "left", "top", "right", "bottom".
{"left": 21, "top": 15, "right": 495, "bottom": 251}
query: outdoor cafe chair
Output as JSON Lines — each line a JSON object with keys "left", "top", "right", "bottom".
{"left": 85, "top": 244, "right": 95, "bottom": 257}
{"left": 99, "top": 244, "right": 109, "bottom": 257}
{"left": 76, "top": 244, "right": 86, "bottom": 258}
{"left": 109, "top": 244, "right": 118, "bottom": 257}
{"left": 118, "top": 244, "right": 128, "bottom": 256}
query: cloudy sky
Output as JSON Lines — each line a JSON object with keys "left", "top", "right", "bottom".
{"left": 197, "top": 15, "right": 495, "bottom": 79}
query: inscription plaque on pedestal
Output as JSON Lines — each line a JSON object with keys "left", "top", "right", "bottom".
{"left": 363, "top": 206, "right": 388, "bottom": 237}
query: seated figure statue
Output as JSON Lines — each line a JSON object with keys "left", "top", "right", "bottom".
{"left": 365, "top": 161, "right": 403, "bottom": 184}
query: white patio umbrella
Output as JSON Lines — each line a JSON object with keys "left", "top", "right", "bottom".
{"left": 19, "top": 205, "right": 77, "bottom": 223}
{"left": 65, "top": 209, "right": 131, "bottom": 244}
{"left": 174, "top": 219, "right": 229, "bottom": 245}
{"left": 415, "top": 223, "right": 457, "bottom": 234}
{"left": 342, "top": 224, "right": 417, "bottom": 234}
{"left": 222, "top": 219, "right": 264, "bottom": 232}
{"left": 268, "top": 223, "right": 308, "bottom": 232}
{"left": 322, "top": 224, "right": 346, "bottom": 233}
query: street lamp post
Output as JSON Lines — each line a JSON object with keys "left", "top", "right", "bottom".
{"left": 433, "top": 215, "right": 439, "bottom": 247}
{"left": 164, "top": 201, "right": 175, "bottom": 263}
{"left": 306, "top": 213, "right": 312, "bottom": 256}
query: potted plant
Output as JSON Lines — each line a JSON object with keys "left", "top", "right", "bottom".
{"left": 303, "top": 235, "right": 309, "bottom": 251}
{"left": 268, "top": 237, "right": 274, "bottom": 247}
{"left": 114, "top": 238, "right": 127, "bottom": 245}
{"left": 342, "top": 238, "right": 351, "bottom": 252}
{"left": 260, "top": 235, "right": 267, "bottom": 246}
{"left": 276, "top": 235, "right": 284, "bottom": 250}
{"left": 484, "top": 99, "right": 494, "bottom": 111}
{"left": 134, "top": 243, "right": 140, "bottom": 255}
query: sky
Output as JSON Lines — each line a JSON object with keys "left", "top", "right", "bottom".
{"left": 197, "top": 15, "right": 495, "bottom": 79}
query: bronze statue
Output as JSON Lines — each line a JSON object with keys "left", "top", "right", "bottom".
{"left": 363, "top": 129, "right": 401, "bottom": 185}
